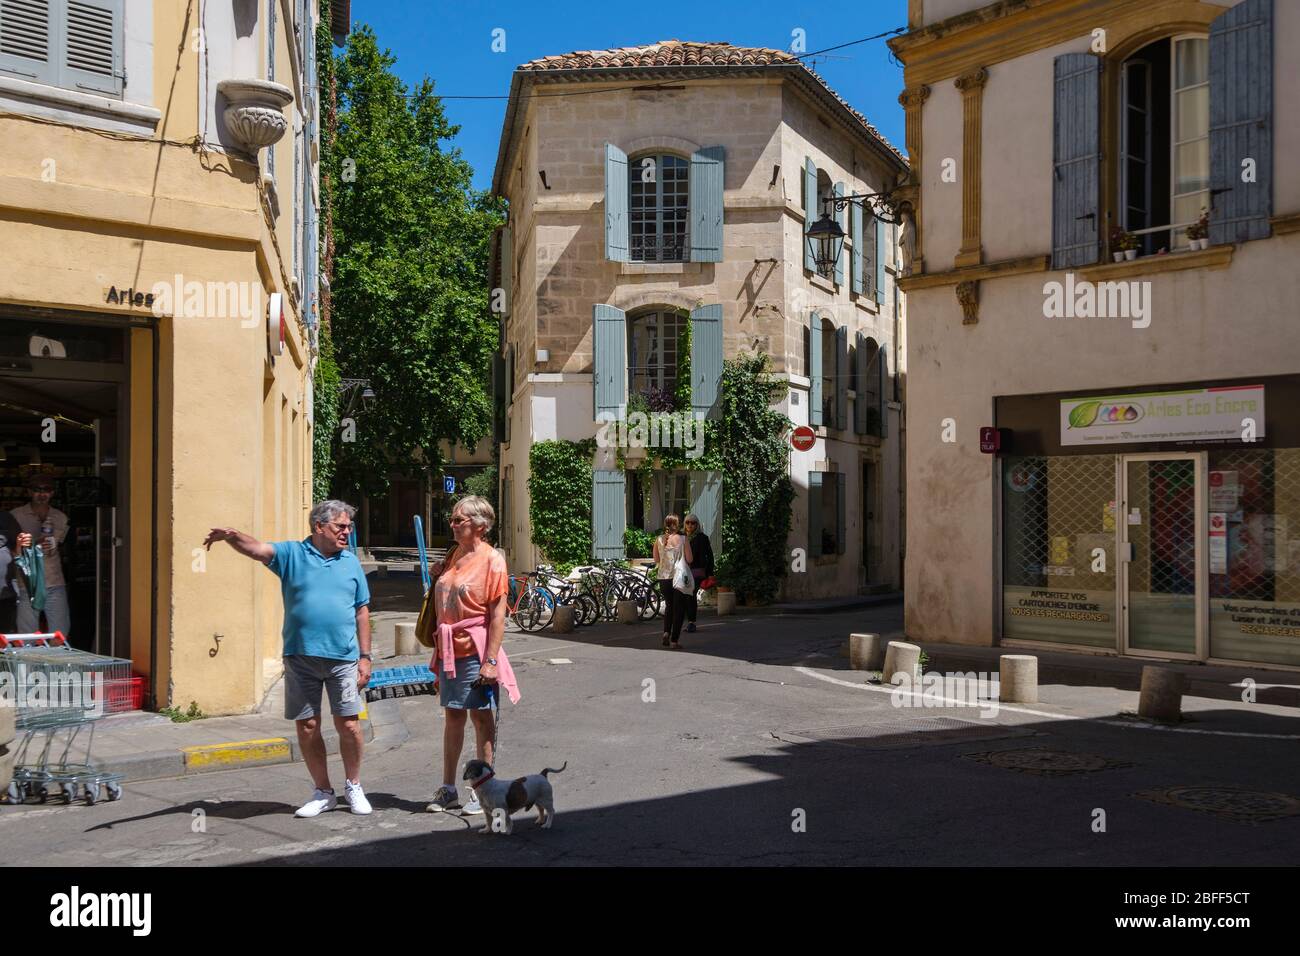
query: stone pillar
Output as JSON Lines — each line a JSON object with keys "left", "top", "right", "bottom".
{"left": 898, "top": 84, "right": 930, "bottom": 273}
{"left": 616, "top": 600, "right": 640, "bottom": 624}
{"left": 1139, "top": 666, "right": 1186, "bottom": 722}
{"left": 849, "top": 633, "right": 886, "bottom": 671}
{"left": 882, "top": 641, "right": 922, "bottom": 684}
{"left": 551, "top": 605, "right": 575, "bottom": 634}
{"left": 394, "top": 621, "right": 419, "bottom": 656}
{"left": 716, "top": 590, "right": 736, "bottom": 616}
{"left": 999, "top": 654, "right": 1038, "bottom": 703}
{"left": 954, "top": 68, "right": 988, "bottom": 268}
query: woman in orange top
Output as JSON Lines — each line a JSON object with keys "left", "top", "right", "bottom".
{"left": 425, "top": 495, "right": 511, "bottom": 815}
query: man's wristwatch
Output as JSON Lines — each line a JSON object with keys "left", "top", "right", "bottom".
{"left": 485, "top": 657, "right": 498, "bottom": 666}
{"left": 360, "top": 653, "right": 373, "bottom": 662}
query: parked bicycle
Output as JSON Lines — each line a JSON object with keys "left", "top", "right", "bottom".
{"left": 506, "top": 572, "right": 555, "bottom": 632}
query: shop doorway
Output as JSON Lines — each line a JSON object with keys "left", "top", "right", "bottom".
{"left": 1119, "top": 453, "right": 1205, "bottom": 659}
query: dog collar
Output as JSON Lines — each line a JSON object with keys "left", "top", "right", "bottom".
{"left": 469, "top": 771, "right": 494, "bottom": 787}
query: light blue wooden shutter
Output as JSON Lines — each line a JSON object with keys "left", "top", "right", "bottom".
{"left": 605, "top": 143, "right": 630, "bottom": 262}
{"left": 1052, "top": 53, "right": 1102, "bottom": 267}
{"left": 1209, "top": 0, "right": 1273, "bottom": 245}
{"left": 504, "top": 344, "right": 514, "bottom": 444}
{"left": 689, "top": 471, "right": 722, "bottom": 545}
{"left": 875, "top": 216, "right": 887, "bottom": 305}
{"left": 808, "top": 312, "right": 822, "bottom": 427}
{"left": 592, "top": 470, "right": 626, "bottom": 559}
{"left": 0, "top": 0, "right": 56, "bottom": 84}
{"left": 690, "top": 303, "right": 723, "bottom": 420}
{"left": 803, "top": 157, "right": 817, "bottom": 272}
{"left": 690, "top": 146, "right": 725, "bottom": 262}
{"left": 836, "top": 472, "right": 846, "bottom": 555}
{"left": 834, "top": 324, "right": 847, "bottom": 430}
{"left": 833, "top": 182, "right": 845, "bottom": 286}
{"left": 862, "top": 206, "right": 876, "bottom": 299}
{"left": 500, "top": 477, "right": 512, "bottom": 551}
{"left": 878, "top": 345, "right": 889, "bottom": 438}
{"left": 808, "top": 471, "right": 823, "bottom": 558}
{"left": 593, "top": 304, "right": 626, "bottom": 418}
{"left": 850, "top": 200, "right": 864, "bottom": 295}
{"left": 62, "top": 0, "right": 122, "bottom": 94}
{"left": 500, "top": 222, "right": 512, "bottom": 316}
{"left": 853, "top": 331, "right": 868, "bottom": 434}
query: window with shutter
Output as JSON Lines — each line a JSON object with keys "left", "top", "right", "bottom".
{"left": 0, "top": 0, "right": 123, "bottom": 95}
{"left": 834, "top": 324, "right": 848, "bottom": 430}
{"left": 808, "top": 311, "right": 823, "bottom": 428}
{"left": 593, "top": 304, "right": 627, "bottom": 419}
{"left": 0, "top": 0, "right": 56, "bottom": 84}
{"left": 1052, "top": 52, "right": 1102, "bottom": 267}
{"left": 689, "top": 146, "right": 725, "bottom": 263}
{"left": 630, "top": 153, "right": 689, "bottom": 262}
{"left": 688, "top": 471, "right": 722, "bottom": 545}
{"left": 850, "top": 200, "right": 864, "bottom": 296}
{"left": 605, "top": 143, "right": 630, "bottom": 262}
{"left": 802, "top": 158, "right": 817, "bottom": 272}
{"left": 833, "top": 182, "right": 845, "bottom": 286}
{"left": 592, "top": 470, "right": 626, "bottom": 559}
{"left": 690, "top": 303, "right": 722, "bottom": 421}
{"left": 875, "top": 216, "right": 887, "bottom": 305}
{"left": 853, "top": 331, "right": 868, "bottom": 435}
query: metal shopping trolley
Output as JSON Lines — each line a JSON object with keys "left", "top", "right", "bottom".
{"left": 0, "top": 632, "right": 135, "bottom": 806}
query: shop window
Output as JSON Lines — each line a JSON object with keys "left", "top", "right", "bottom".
{"left": 629, "top": 153, "right": 689, "bottom": 262}
{"left": 1119, "top": 35, "right": 1209, "bottom": 254}
{"left": 1001, "top": 455, "right": 1118, "bottom": 648}
{"left": 1208, "top": 449, "right": 1300, "bottom": 667}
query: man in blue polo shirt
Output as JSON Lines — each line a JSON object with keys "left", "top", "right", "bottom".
{"left": 205, "top": 500, "right": 373, "bottom": 818}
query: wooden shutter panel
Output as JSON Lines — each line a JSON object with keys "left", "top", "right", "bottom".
{"left": 690, "top": 303, "right": 723, "bottom": 421}
{"left": 808, "top": 471, "right": 823, "bottom": 559}
{"left": 803, "top": 157, "right": 817, "bottom": 272}
{"left": 62, "top": 0, "right": 122, "bottom": 95}
{"left": 689, "top": 471, "right": 722, "bottom": 546}
{"left": 0, "top": 0, "right": 56, "bottom": 84}
{"left": 833, "top": 182, "right": 845, "bottom": 286}
{"left": 593, "top": 304, "right": 627, "bottom": 418}
{"left": 501, "top": 477, "right": 512, "bottom": 552}
{"left": 875, "top": 216, "right": 887, "bottom": 305}
{"left": 862, "top": 206, "right": 876, "bottom": 299}
{"left": 850, "top": 200, "right": 864, "bottom": 295}
{"left": 689, "top": 145, "right": 725, "bottom": 262}
{"left": 836, "top": 472, "right": 846, "bottom": 555}
{"left": 853, "top": 331, "right": 868, "bottom": 434}
{"left": 834, "top": 323, "right": 848, "bottom": 430}
{"left": 1209, "top": 0, "right": 1273, "bottom": 245}
{"left": 492, "top": 351, "right": 505, "bottom": 443}
{"left": 500, "top": 223, "right": 512, "bottom": 316}
{"left": 808, "top": 312, "right": 823, "bottom": 427}
{"left": 592, "top": 469, "right": 626, "bottom": 559}
{"left": 878, "top": 345, "right": 889, "bottom": 438}
{"left": 605, "top": 143, "right": 630, "bottom": 262}
{"left": 503, "top": 344, "right": 514, "bottom": 443}
{"left": 1052, "top": 52, "right": 1102, "bottom": 268}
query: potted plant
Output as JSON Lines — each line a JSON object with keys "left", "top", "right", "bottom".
{"left": 1110, "top": 226, "right": 1139, "bottom": 261}
{"left": 1186, "top": 208, "right": 1210, "bottom": 251}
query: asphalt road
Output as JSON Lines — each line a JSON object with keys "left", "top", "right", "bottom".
{"left": 3, "top": 605, "right": 1299, "bottom": 866}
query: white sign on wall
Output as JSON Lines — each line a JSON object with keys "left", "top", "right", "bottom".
{"left": 1060, "top": 385, "right": 1265, "bottom": 447}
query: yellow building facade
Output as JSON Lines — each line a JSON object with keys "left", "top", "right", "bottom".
{"left": 0, "top": 0, "right": 335, "bottom": 712}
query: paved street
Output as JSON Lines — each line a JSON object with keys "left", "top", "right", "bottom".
{"left": 3, "top": 604, "right": 1299, "bottom": 867}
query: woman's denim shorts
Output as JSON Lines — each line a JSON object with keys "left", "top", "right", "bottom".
{"left": 438, "top": 654, "right": 495, "bottom": 710}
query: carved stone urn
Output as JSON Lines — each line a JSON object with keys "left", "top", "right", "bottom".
{"left": 217, "top": 79, "right": 294, "bottom": 154}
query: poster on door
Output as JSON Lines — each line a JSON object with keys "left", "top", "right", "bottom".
{"left": 1209, "top": 512, "right": 1227, "bottom": 575}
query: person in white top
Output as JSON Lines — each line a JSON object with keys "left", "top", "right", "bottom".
{"left": 10, "top": 474, "right": 72, "bottom": 638}
{"left": 651, "top": 514, "right": 693, "bottom": 649}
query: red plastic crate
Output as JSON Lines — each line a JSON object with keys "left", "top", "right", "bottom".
{"left": 105, "top": 675, "right": 145, "bottom": 713}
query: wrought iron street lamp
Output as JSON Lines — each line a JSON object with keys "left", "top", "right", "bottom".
{"left": 804, "top": 187, "right": 904, "bottom": 279}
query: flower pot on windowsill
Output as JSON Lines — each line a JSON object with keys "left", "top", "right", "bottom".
{"left": 1112, "top": 252, "right": 1124, "bottom": 262}
{"left": 1124, "top": 249, "right": 1137, "bottom": 261}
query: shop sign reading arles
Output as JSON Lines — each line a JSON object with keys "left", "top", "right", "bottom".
{"left": 1060, "top": 385, "right": 1265, "bottom": 447}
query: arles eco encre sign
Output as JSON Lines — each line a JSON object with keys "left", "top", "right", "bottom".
{"left": 1060, "top": 385, "right": 1265, "bottom": 447}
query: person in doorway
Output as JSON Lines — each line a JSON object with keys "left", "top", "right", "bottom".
{"left": 425, "top": 495, "right": 519, "bottom": 815}
{"left": 0, "top": 511, "right": 32, "bottom": 633}
{"left": 204, "top": 501, "right": 373, "bottom": 818}
{"left": 11, "top": 475, "right": 71, "bottom": 637}
{"left": 652, "top": 514, "right": 693, "bottom": 649}
{"left": 682, "top": 513, "right": 714, "bottom": 635}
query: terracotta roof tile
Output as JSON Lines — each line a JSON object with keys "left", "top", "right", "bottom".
{"left": 516, "top": 40, "right": 903, "bottom": 161}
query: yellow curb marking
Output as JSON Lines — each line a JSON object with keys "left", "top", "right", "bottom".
{"left": 182, "top": 737, "right": 291, "bottom": 770}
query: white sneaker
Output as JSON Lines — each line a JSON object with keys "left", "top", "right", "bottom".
{"left": 461, "top": 788, "right": 483, "bottom": 815}
{"left": 344, "top": 780, "right": 372, "bottom": 815}
{"left": 295, "top": 788, "right": 338, "bottom": 818}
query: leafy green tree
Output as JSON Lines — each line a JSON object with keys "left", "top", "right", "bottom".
{"left": 324, "top": 25, "right": 504, "bottom": 499}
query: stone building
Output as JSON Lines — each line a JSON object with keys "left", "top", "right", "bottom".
{"left": 489, "top": 40, "right": 908, "bottom": 598}
{"left": 891, "top": 0, "right": 1300, "bottom": 668}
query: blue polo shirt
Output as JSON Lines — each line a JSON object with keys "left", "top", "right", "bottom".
{"left": 267, "top": 538, "right": 370, "bottom": 660}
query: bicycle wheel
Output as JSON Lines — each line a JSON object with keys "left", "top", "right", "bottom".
{"left": 527, "top": 584, "right": 557, "bottom": 631}
{"left": 576, "top": 593, "right": 600, "bottom": 626}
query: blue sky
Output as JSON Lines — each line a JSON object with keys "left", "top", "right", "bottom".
{"left": 349, "top": 0, "right": 909, "bottom": 193}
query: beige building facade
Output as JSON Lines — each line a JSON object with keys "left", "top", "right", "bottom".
{"left": 892, "top": 0, "right": 1300, "bottom": 667}
{"left": 0, "top": 0, "right": 335, "bottom": 712}
{"left": 491, "top": 41, "right": 908, "bottom": 598}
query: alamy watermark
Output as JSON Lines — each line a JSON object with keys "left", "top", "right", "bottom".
{"left": 0, "top": 666, "right": 105, "bottom": 718}
{"left": 595, "top": 410, "right": 705, "bottom": 460}
{"left": 1043, "top": 273, "right": 1151, "bottom": 329}
{"left": 889, "top": 670, "right": 1000, "bottom": 718}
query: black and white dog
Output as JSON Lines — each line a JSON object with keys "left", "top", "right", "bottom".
{"left": 462, "top": 759, "right": 566, "bottom": 834}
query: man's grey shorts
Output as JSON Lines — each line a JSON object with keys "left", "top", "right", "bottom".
{"left": 284, "top": 655, "right": 363, "bottom": 721}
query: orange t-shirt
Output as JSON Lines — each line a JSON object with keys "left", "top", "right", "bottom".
{"left": 434, "top": 545, "right": 509, "bottom": 658}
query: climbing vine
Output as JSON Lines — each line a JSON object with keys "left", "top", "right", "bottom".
{"left": 528, "top": 438, "right": 596, "bottom": 571}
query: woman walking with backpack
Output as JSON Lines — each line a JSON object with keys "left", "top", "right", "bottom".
{"left": 652, "top": 514, "right": 693, "bottom": 649}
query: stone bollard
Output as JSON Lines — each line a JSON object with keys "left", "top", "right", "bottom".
{"left": 716, "top": 590, "right": 737, "bottom": 616}
{"left": 394, "top": 621, "right": 420, "bottom": 657}
{"left": 552, "top": 604, "right": 576, "bottom": 634}
{"left": 1138, "top": 666, "right": 1186, "bottom": 722}
{"left": 999, "top": 654, "right": 1039, "bottom": 703}
{"left": 881, "top": 641, "right": 922, "bottom": 685}
{"left": 849, "top": 633, "right": 886, "bottom": 671}
{"left": 616, "top": 600, "right": 640, "bottom": 624}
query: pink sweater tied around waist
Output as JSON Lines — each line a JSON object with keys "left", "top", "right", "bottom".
{"left": 432, "top": 614, "right": 520, "bottom": 704}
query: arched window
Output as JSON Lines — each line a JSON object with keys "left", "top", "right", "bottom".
{"left": 627, "top": 308, "right": 689, "bottom": 407}
{"left": 1119, "top": 34, "right": 1209, "bottom": 252}
{"left": 629, "top": 153, "right": 690, "bottom": 262}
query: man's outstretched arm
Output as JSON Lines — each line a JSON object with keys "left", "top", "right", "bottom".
{"left": 204, "top": 528, "right": 274, "bottom": 564}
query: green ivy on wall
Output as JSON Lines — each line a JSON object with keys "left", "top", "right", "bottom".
{"left": 528, "top": 438, "right": 596, "bottom": 570}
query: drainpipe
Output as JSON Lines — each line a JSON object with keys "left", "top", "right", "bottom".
{"left": 893, "top": 269, "right": 904, "bottom": 591}
{"left": 149, "top": 320, "right": 160, "bottom": 711}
